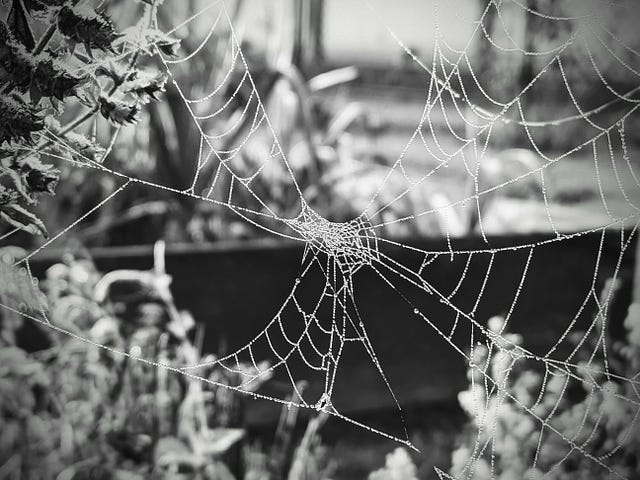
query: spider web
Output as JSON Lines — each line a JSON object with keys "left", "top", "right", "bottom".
{"left": 2, "top": 0, "right": 640, "bottom": 477}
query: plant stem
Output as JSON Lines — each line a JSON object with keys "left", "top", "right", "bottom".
{"left": 32, "top": 23, "right": 56, "bottom": 57}
{"left": 26, "top": 0, "right": 155, "bottom": 156}
{"left": 32, "top": 0, "right": 87, "bottom": 57}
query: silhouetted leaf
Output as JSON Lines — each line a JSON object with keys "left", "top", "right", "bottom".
{"left": 98, "top": 95, "right": 139, "bottom": 125}
{"left": 16, "top": 156, "right": 59, "bottom": 194}
{"left": 0, "top": 95, "right": 44, "bottom": 144}
{"left": 57, "top": 5, "right": 122, "bottom": 53}
{"left": 8, "top": 0, "right": 34, "bottom": 49}
{"left": 0, "top": 23, "right": 35, "bottom": 91}
{"left": 31, "top": 55, "right": 87, "bottom": 101}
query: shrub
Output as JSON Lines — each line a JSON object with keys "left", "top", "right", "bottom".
{"left": 448, "top": 278, "right": 640, "bottom": 479}
{"left": 0, "top": 0, "right": 174, "bottom": 238}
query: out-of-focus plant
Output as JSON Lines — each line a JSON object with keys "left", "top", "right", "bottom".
{"left": 446, "top": 275, "right": 640, "bottom": 480}
{"left": 0, "top": 241, "right": 247, "bottom": 478}
{"left": 0, "top": 242, "right": 335, "bottom": 479}
{"left": 367, "top": 447, "right": 419, "bottom": 480}
{"left": 0, "top": 0, "right": 175, "bottom": 242}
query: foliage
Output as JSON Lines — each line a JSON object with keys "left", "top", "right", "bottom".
{"left": 0, "top": 245, "right": 332, "bottom": 479}
{"left": 367, "top": 448, "right": 419, "bottom": 480}
{"left": 0, "top": 0, "right": 174, "bottom": 238}
{"left": 448, "top": 278, "right": 640, "bottom": 480}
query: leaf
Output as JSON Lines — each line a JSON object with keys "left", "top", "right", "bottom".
{"left": 0, "top": 95, "right": 44, "bottom": 144}
{"left": 31, "top": 55, "right": 88, "bottom": 101}
{"left": 198, "top": 428, "right": 245, "bottom": 456}
{"left": 0, "top": 202, "right": 48, "bottom": 236}
{"left": 0, "top": 24, "right": 36, "bottom": 92}
{"left": 1, "top": 163, "right": 36, "bottom": 203}
{"left": 73, "top": 80, "right": 99, "bottom": 107}
{"left": 0, "top": 185, "right": 19, "bottom": 206}
{"left": 22, "top": 0, "right": 64, "bottom": 14}
{"left": 59, "top": 131, "right": 106, "bottom": 161}
{"left": 8, "top": 0, "right": 35, "bottom": 49}
{"left": 0, "top": 248, "right": 48, "bottom": 312}
{"left": 94, "top": 60, "right": 134, "bottom": 85}
{"left": 98, "top": 95, "right": 139, "bottom": 125}
{"left": 45, "top": 118, "right": 105, "bottom": 162}
{"left": 121, "top": 71, "right": 167, "bottom": 103}
{"left": 17, "top": 155, "right": 59, "bottom": 194}
{"left": 143, "top": 28, "right": 181, "bottom": 58}
{"left": 57, "top": 5, "right": 122, "bottom": 53}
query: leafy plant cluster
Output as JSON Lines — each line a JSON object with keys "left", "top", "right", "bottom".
{"left": 0, "top": 245, "right": 336, "bottom": 479}
{"left": 0, "top": 0, "right": 176, "bottom": 238}
{"left": 448, "top": 278, "right": 640, "bottom": 480}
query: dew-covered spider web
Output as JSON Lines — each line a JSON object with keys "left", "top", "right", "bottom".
{"left": 3, "top": 0, "right": 640, "bottom": 477}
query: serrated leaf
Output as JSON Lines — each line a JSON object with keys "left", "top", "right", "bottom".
{"left": 0, "top": 27, "right": 36, "bottom": 92}
{"left": 2, "top": 164, "right": 36, "bottom": 203}
{"left": 98, "top": 95, "right": 139, "bottom": 125}
{"left": 31, "top": 55, "right": 88, "bottom": 101}
{"left": 0, "top": 202, "right": 47, "bottom": 236}
{"left": 18, "top": 156, "right": 59, "bottom": 194}
{"left": 121, "top": 71, "right": 167, "bottom": 103}
{"left": 0, "top": 95, "right": 44, "bottom": 144}
{"left": 8, "top": 0, "right": 35, "bottom": 50}
{"left": 57, "top": 5, "right": 122, "bottom": 53}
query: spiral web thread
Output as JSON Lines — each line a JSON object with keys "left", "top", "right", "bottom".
{"left": 1, "top": 0, "right": 640, "bottom": 476}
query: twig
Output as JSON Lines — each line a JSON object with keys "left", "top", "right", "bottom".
{"left": 32, "top": 23, "right": 57, "bottom": 57}
{"left": 22, "top": 1, "right": 156, "bottom": 157}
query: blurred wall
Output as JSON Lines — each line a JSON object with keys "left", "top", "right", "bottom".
{"left": 236, "top": 0, "right": 479, "bottom": 69}
{"left": 323, "top": 0, "right": 479, "bottom": 68}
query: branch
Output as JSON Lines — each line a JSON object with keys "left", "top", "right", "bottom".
{"left": 23, "top": 1, "right": 157, "bottom": 157}
{"left": 31, "top": 23, "right": 56, "bottom": 56}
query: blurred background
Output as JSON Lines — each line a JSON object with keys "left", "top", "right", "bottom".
{"left": 6, "top": 0, "right": 639, "bottom": 248}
